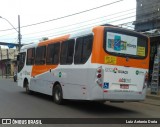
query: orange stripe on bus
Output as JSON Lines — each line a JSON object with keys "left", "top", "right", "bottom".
{"left": 31, "top": 65, "right": 58, "bottom": 77}
{"left": 31, "top": 34, "right": 70, "bottom": 77}
{"left": 38, "top": 34, "right": 70, "bottom": 46}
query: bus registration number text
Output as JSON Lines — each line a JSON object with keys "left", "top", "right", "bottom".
{"left": 120, "top": 84, "right": 129, "bottom": 89}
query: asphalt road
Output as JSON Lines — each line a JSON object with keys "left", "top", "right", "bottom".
{"left": 0, "top": 78, "right": 160, "bottom": 126}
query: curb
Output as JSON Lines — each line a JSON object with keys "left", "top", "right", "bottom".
{"left": 146, "top": 94, "right": 160, "bottom": 100}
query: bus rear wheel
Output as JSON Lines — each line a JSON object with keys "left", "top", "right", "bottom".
{"left": 26, "top": 84, "right": 30, "bottom": 94}
{"left": 53, "top": 84, "right": 64, "bottom": 105}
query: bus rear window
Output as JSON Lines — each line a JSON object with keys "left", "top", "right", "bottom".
{"left": 105, "top": 29, "right": 148, "bottom": 59}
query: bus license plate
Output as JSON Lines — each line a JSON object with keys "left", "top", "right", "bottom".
{"left": 120, "top": 84, "right": 129, "bottom": 89}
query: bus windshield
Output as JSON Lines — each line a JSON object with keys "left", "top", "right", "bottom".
{"left": 18, "top": 52, "right": 26, "bottom": 73}
{"left": 104, "top": 28, "right": 148, "bottom": 59}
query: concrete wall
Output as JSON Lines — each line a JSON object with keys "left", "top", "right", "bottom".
{"left": 134, "top": 0, "right": 160, "bottom": 31}
{"left": 0, "top": 48, "right": 18, "bottom": 77}
{"left": 0, "top": 49, "right": 18, "bottom": 60}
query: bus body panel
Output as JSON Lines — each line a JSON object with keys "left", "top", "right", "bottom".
{"left": 102, "top": 65, "right": 147, "bottom": 101}
{"left": 90, "top": 26, "right": 150, "bottom": 101}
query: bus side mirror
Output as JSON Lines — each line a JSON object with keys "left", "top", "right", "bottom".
{"left": 17, "top": 55, "right": 20, "bottom": 61}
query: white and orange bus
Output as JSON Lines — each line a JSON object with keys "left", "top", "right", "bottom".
{"left": 17, "top": 25, "right": 150, "bottom": 104}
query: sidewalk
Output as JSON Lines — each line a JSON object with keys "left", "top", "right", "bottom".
{"left": 146, "top": 88, "right": 160, "bottom": 100}
{"left": 142, "top": 88, "right": 160, "bottom": 106}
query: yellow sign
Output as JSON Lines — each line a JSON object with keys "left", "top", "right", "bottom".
{"left": 105, "top": 56, "right": 117, "bottom": 64}
{"left": 137, "top": 46, "right": 145, "bottom": 56}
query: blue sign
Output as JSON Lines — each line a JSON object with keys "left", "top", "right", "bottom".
{"left": 103, "top": 82, "right": 109, "bottom": 89}
{"left": 114, "top": 35, "right": 121, "bottom": 51}
{"left": 8, "top": 44, "right": 15, "bottom": 48}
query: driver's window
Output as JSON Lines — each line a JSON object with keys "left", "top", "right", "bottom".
{"left": 18, "top": 52, "right": 26, "bottom": 72}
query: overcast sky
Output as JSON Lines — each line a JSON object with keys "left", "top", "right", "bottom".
{"left": 0, "top": 0, "right": 136, "bottom": 48}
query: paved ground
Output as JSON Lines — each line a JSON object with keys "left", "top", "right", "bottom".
{"left": 0, "top": 77, "right": 160, "bottom": 127}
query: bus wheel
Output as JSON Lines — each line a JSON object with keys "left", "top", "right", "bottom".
{"left": 53, "top": 84, "right": 64, "bottom": 105}
{"left": 26, "top": 84, "right": 30, "bottom": 94}
{"left": 25, "top": 81, "right": 31, "bottom": 94}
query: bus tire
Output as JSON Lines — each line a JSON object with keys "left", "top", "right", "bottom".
{"left": 53, "top": 84, "right": 64, "bottom": 105}
{"left": 24, "top": 80, "right": 32, "bottom": 94}
{"left": 26, "top": 84, "right": 30, "bottom": 94}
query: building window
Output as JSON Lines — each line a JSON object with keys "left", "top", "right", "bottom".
{"left": 74, "top": 35, "right": 93, "bottom": 64}
{"left": 46, "top": 43, "right": 60, "bottom": 65}
{"left": 35, "top": 46, "right": 46, "bottom": 65}
{"left": 60, "top": 39, "right": 75, "bottom": 65}
{"left": 26, "top": 48, "right": 35, "bottom": 65}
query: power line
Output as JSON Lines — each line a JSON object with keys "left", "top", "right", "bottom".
{"left": 0, "top": 0, "right": 158, "bottom": 35}
{"left": 0, "top": 9, "right": 147, "bottom": 42}
{"left": 0, "top": 7, "right": 135, "bottom": 39}
{"left": 0, "top": 0, "right": 124, "bottom": 32}
{"left": 24, "top": 3, "right": 159, "bottom": 40}
{"left": 20, "top": 0, "right": 124, "bottom": 28}
{"left": 24, "top": 11, "right": 155, "bottom": 43}
{"left": 1, "top": 1, "right": 159, "bottom": 42}
{"left": 0, "top": 32, "right": 17, "bottom": 38}
{"left": 22, "top": 14, "right": 138, "bottom": 40}
{"left": 23, "top": 8, "right": 135, "bottom": 36}
{"left": 23, "top": 20, "right": 136, "bottom": 43}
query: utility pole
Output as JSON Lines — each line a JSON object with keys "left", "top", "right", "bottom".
{"left": 0, "top": 15, "right": 22, "bottom": 51}
{"left": 18, "top": 15, "right": 21, "bottom": 52}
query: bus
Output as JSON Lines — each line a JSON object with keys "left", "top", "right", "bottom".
{"left": 17, "top": 25, "right": 150, "bottom": 104}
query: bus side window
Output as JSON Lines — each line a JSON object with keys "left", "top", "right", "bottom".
{"left": 53, "top": 43, "right": 60, "bottom": 64}
{"left": 46, "top": 42, "right": 60, "bottom": 65}
{"left": 74, "top": 37, "right": 83, "bottom": 64}
{"left": 46, "top": 44, "right": 54, "bottom": 64}
{"left": 60, "top": 41, "right": 68, "bottom": 64}
{"left": 35, "top": 46, "right": 46, "bottom": 65}
{"left": 82, "top": 36, "right": 93, "bottom": 63}
{"left": 26, "top": 48, "right": 35, "bottom": 65}
{"left": 74, "top": 35, "right": 93, "bottom": 64}
{"left": 60, "top": 39, "right": 74, "bottom": 65}
{"left": 67, "top": 39, "right": 74, "bottom": 64}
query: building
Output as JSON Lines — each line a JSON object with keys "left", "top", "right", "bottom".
{"left": 134, "top": 0, "right": 160, "bottom": 91}
{"left": 134, "top": 0, "right": 160, "bottom": 32}
{"left": 0, "top": 48, "right": 18, "bottom": 78}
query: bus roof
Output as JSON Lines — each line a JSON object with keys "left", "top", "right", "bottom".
{"left": 21, "top": 28, "right": 93, "bottom": 50}
{"left": 20, "top": 25, "right": 147, "bottom": 51}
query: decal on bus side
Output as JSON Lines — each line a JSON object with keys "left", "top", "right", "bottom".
{"left": 104, "top": 56, "right": 117, "bottom": 65}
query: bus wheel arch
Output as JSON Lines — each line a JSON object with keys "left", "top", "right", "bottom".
{"left": 52, "top": 82, "right": 64, "bottom": 105}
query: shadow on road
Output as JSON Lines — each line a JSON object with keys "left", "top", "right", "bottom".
{"left": 20, "top": 91, "right": 139, "bottom": 116}
{"left": 63, "top": 100, "right": 138, "bottom": 116}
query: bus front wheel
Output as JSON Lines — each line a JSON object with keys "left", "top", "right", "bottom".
{"left": 24, "top": 80, "right": 31, "bottom": 94}
{"left": 53, "top": 84, "right": 64, "bottom": 105}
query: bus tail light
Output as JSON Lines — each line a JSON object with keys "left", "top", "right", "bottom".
{"left": 97, "top": 73, "right": 102, "bottom": 78}
{"left": 96, "top": 66, "right": 103, "bottom": 87}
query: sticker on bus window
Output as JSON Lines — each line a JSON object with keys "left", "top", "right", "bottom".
{"left": 106, "top": 32, "right": 138, "bottom": 55}
{"left": 104, "top": 56, "right": 117, "bottom": 65}
{"left": 137, "top": 46, "right": 145, "bottom": 56}
{"left": 114, "top": 35, "right": 121, "bottom": 51}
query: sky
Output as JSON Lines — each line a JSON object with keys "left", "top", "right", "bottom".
{"left": 0, "top": 0, "right": 136, "bottom": 48}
